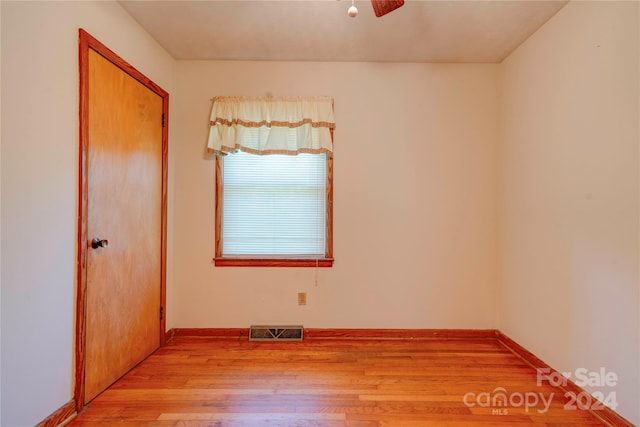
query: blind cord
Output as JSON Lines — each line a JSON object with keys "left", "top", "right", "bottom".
{"left": 315, "top": 158, "right": 321, "bottom": 288}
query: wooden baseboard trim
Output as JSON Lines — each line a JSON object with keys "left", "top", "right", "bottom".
{"left": 36, "top": 400, "right": 76, "bottom": 427}
{"left": 170, "top": 328, "right": 249, "bottom": 339}
{"left": 166, "top": 328, "right": 497, "bottom": 341}
{"left": 304, "top": 328, "right": 497, "bottom": 340}
{"left": 496, "top": 331, "right": 634, "bottom": 427}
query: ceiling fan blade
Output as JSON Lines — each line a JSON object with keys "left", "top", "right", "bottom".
{"left": 371, "top": 0, "right": 405, "bottom": 17}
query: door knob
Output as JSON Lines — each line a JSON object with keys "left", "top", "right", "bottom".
{"left": 91, "top": 237, "right": 109, "bottom": 249}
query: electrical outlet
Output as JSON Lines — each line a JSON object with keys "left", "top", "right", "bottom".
{"left": 298, "top": 292, "right": 307, "bottom": 306}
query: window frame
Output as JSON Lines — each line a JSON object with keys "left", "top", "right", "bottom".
{"left": 214, "top": 155, "right": 334, "bottom": 267}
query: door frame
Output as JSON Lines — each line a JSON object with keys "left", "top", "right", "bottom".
{"left": 75, "top": 29, "right": 169, "bottom": 411}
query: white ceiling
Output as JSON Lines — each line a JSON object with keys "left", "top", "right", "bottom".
{"left": 119, "top": 0, "right": 568, "bottom": 63}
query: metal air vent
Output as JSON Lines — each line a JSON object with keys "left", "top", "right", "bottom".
{"left": 249, "top": 325, "right": 304, "bottom": 341}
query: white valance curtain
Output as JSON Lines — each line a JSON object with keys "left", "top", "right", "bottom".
{"left": 208, "top": 96, "right": 335, "bottom": 157}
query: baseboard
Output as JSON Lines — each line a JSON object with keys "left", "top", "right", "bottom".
{"left": 164, "top": 327, "right": 176, "bottom": 342}
{"left": 304, "top": 328, "right": 497, "bottom": 340}
{"left": 496, "top": 331, "right": 635, "bottom": 427}
{"left": 170, "top": 328, "right": 249, "bottom": 339}
{"left": 36, "top": 399, "right": 76, "bottom": 427}
{"left": 165, "top": 327, "right": 497, "bottom": 340}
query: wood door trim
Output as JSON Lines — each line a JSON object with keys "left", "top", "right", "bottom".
{"left": 75, "top": 28, "right": 169, "bottom": 412}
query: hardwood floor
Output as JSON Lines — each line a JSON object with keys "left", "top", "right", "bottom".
{"left": 68, "top": 336, "right": 607, "bottom": 426}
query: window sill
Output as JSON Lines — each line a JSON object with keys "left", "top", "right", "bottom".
{"left": 214, "top": 258, "right": 334, "bottom": 267}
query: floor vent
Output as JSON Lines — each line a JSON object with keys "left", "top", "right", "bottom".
{"left": 249, "top": 325, "right": 304, "bottom": 341}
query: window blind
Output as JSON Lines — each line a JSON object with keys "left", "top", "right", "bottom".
{"left": 221, "top": 151, "right": 327, "bottom": 257}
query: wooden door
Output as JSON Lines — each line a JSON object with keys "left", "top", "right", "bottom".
{"left": 76, "top": 30, "right": 168, "bottom": 407}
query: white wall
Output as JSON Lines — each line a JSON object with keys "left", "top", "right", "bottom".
{"left": 499, "top": 1, "right": 639, "bottom": 424}
{"left": 0, "top": 2, "right": 176, "bottom": 425}
{"left": 173, "top": 61, "right": 500, "bottom": 330}
{"left": 0, "top": 3, "right": 3, "bottom": 421}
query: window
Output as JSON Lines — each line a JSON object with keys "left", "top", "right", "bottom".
{"left": 208, "top": 96, "right": 335, "bottom": 267}
{"left": 215, "top": 152, "right": 333, "bottom": 267}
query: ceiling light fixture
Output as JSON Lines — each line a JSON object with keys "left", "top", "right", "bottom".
{"left": 347, "top": 0, "right": 358, "bottom": 18}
